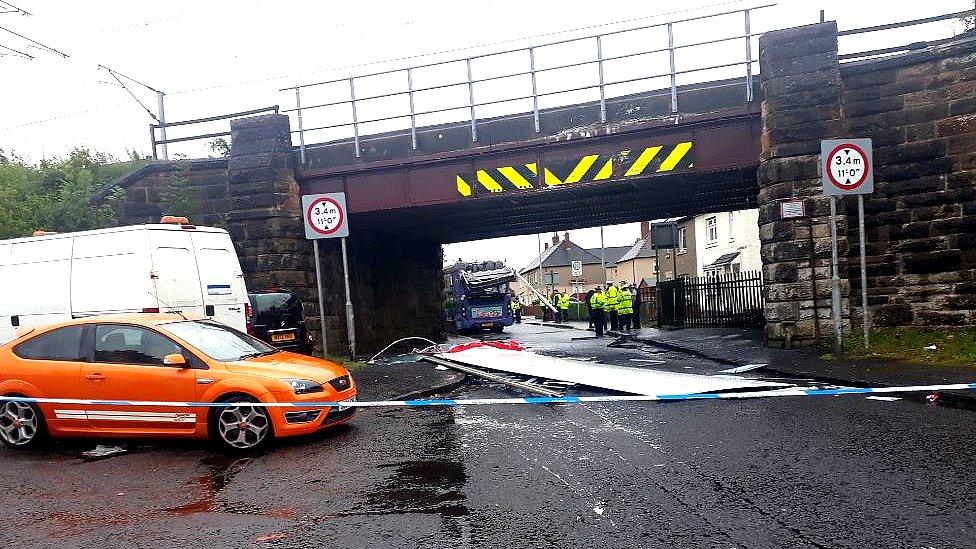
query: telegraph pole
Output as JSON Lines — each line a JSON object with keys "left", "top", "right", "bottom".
{"left": 157, "top": 91, "right": 168, "bottom": 160}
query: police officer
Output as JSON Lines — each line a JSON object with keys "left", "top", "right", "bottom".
{"left": 617, "top": 280, "right": 633, "bottom": 331}
{"left": 589, "top": 286, "right": 606, "bottom": 338}
{"left": 605, "top": 281, "right": 620, "bottom": 332}
{"left": 559, "top": 291, "right": 571, "bottom": 323}
{"left": 510, "top": 294, "right": 522, "bottom": 324}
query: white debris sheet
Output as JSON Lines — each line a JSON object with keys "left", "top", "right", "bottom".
{"left": 435, "top": 347, "right": 790, "bottom": 396}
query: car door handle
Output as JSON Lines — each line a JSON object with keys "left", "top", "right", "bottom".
{"left": 85, "top": 373, "right": 106, "bottom": 382}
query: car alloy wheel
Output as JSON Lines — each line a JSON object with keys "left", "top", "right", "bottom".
{"left": 216, "top": 399, "right": 270, "bottom": 450}
{"left": 0, "top": 401, "right": 41, "bottom": 447}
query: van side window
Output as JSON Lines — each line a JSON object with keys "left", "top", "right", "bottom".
{"left": 13, "top": 326, "right": 87, "bottom": 361}
{"left": 94, "top": 325, "right": 183, "bottom": 366}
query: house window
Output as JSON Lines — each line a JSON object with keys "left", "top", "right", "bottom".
{"left": 728, "top": 211, "right": 735, "bottom": 242}
{"left": 677, "top": 227, "right": 687, "bottom": 252}
{"left": 705, "top": 216, "right": 718, "bottom": 246}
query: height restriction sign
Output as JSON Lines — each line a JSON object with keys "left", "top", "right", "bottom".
{"left": 821, "top": 138, "right": 874, "bottom": 196}
{"left": 302, "top": 192, "right": 350, "bottom": 239}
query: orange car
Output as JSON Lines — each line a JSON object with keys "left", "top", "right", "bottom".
{"left": 0, "top": 314, "right": 356, "bottom": 451}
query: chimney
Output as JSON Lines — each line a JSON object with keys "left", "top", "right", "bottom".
{"left": 563, "top": 231, "right": 570, "bottom": 242}
{"left": 640, "top": 221, "right": 650, "bottom": 239}
{"left": 551, "top": 233, "right": 559, "bottom": 246}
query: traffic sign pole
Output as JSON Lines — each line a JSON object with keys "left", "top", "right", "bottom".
{"left": 821, "top": 138, "right": 874, "bottom": 355}
{"left": 302, "top": 192, "right": 353, "bottom": 358}
{"left": 341, "top": 237, "right": 356, "bottom": 359}
{"left": 829, "top": 195, "right": 842, "bottom": 355}
{"left": 858, "top": 194, "right": 869, "bottom": 351}
{"left": 313, "top": 239, "right": 328, "bottom": 357}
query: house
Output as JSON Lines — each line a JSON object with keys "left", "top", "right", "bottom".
{"left": 607, "top": 220, "right": 700, "bottom": 284}
{"left": 517, "top": 233, "right": 607, "bottom": 300}
{"left": 691, "top": 209, "right": 762, "bottom": 276}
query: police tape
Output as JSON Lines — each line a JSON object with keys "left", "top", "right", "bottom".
{"left": 1, "top": 383, "right": 973, "bottom": 409}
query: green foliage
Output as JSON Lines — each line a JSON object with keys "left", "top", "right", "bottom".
{"left": 0, "top": 148, "right": 145, "bottom": 239}
{"left": 209, "top": 138, "right": 231, "bottom": 158}
{"left": 158, "top": 165, "right": 202, "bottom": 221}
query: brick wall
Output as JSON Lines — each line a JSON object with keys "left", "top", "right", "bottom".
{"left": 759, "top": 23, "right": 976, "bottom": 345}
{"left": 117, "top": 159, "right": 229, "bottom": 227}
{"left": 840, "top": 33, "right": 976, "bottom": 328}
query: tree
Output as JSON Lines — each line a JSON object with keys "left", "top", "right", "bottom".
{"left": 208, "top": 137, "right": 231, "bottom": 158}
{"left": 0, "top": 148, "right": 142, "bottom": 239}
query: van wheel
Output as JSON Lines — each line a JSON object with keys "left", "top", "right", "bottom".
{"left": 209, "top": 396, "right": 272, "bottom": 452}
{"left": 0, "top": 400, "right": 48, "bottom": 449}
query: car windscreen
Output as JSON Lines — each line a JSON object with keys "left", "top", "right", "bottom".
{"left": 249, "top": 292, "right": 302, "bottom": 316}
{"left": 162, "top": 320, "right": 277, "bottom": 362}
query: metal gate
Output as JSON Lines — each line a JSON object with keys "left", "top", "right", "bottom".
{"left": 657, "top": 270, "right": 764, "bottom": 328}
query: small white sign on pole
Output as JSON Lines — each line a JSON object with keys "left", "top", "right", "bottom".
{"left": 571, "top": 260, "right": 583, "bottom": 277}
{"left": 821, "top": 138, "right": 874, "bottom": 196}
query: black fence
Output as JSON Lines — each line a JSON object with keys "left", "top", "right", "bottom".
{"left": 657, "top": 270, "right": 764, "bottom": 329}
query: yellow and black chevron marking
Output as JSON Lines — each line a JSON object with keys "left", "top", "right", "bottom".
{"left": 455, "top": 141, "right": 693, "bottom": 197}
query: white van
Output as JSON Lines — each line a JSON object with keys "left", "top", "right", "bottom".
{"left": 0, "top": 219, "right": 250, "bottom": 344}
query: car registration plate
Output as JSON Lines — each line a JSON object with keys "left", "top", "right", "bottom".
{"left": 337, "top": 396, "right": 356, "bottom": 411}
{"left": 482, "top": 323, "right": 494, "bottom": 327}
{"left": 271, "top": 332, "right": 297, "bottom": 342}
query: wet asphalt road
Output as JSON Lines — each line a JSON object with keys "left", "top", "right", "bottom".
{"left": 3, "top": 323, "right": 976, "bottom": 548}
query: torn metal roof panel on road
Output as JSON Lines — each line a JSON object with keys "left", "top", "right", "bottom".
{"left": 434, "top": 346, "right": 789, "bottom": 396}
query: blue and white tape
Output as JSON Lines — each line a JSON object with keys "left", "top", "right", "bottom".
{"left": 1, "top": 383, "right": 973, "bottom": 409}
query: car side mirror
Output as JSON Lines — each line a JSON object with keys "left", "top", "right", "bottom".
{"left": 163, "top": 353, "right": 188, "bottom": 367}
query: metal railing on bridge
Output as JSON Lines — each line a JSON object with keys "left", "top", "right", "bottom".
{"left": 281, "top": 4, "right": 774, "bottom": 163}
{"left": 838, "top": 8, "right": 976, "bottom": 62}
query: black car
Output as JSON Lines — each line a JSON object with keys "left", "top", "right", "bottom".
{"left": 247, "top": 290, "right": 313, "bottom": 353}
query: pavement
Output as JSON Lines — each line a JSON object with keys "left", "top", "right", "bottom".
{"left": 3, "top": 323, "right": 976, "bottom": 547}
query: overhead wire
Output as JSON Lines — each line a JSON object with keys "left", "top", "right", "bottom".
{"left": 0, "top": 40, "right": 30, "bottom": 58}
{"left": 0, "top": 0, "right": 29, "bottom": 16}
{"left": 0, "top": 24, "right": 67, "bottom": 57}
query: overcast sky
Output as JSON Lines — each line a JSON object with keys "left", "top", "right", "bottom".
{"left": 0, "top": 0, "right": 970, "bottom": 268}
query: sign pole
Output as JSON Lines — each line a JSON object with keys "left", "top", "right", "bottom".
{"left": 829, "top": 195, "right": 842, "bottom": 354}
{"left": 858, "top": 194, "right": 869, "bottom": 350}
{"left": 340, "top": 237, "right": 356, "bottom": 358}
{"left": 821, "top": 137, "right": 874, "bottom": 355}
{"left": 302, "top": 192, "right": 352, "bottom": 357}
{"left": 313, "top": 239, "right": 328, "bottom": 357}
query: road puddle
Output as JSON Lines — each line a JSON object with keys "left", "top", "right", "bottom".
{"left": 164, "top": 455, "right": 254, "bottom": 516}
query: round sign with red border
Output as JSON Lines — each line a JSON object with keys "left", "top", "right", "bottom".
{"left": 825, "top": 142, "right": 870, "bottom": 191}
{"left": 306, "top": 197, "right": 345, "bottom": 236}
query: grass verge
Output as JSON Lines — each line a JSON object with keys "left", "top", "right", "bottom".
{"left": 837, "top": 327, "right": 976, "bottom": 367}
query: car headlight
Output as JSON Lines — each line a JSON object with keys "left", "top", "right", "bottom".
{"left": 282, "top": 378, "right": 323, "bottom": 395}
